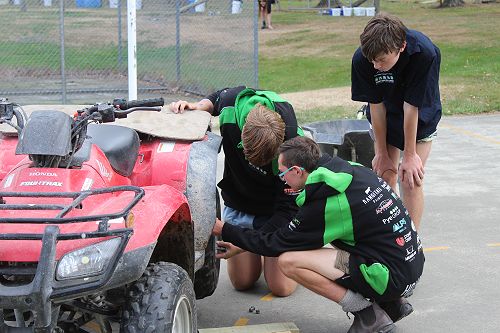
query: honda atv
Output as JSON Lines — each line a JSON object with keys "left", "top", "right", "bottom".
{"left": 0, "top": 97, "right": 222, "bottom": 332}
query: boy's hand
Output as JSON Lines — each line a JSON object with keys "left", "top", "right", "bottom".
{"left": 216, "top": 240, "right": 244, "bottom": 259}
{"left": 169, "top": 100, "right": 195, "bottom": 114}
{"left": 372, "top": 154, "right": 397, "bottom": 180}
{"left": 212, "top": 218, "right": 224, "bottom": 236}
{"left": 399, "top": 153, "right": 424, "bottom": 189}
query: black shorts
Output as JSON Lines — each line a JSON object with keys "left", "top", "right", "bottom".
{"left": 259, "top": 0, "right": 273, "bottom": 13}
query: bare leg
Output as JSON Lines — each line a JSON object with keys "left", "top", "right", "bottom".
{"left": 266, "top": 12, "right": 273, "bottom": 29}
{"left": 227, "top": 252, "right": 262, "bottom": 290}
{"left": 399, "top": 141, "right": 432, "bottom": 230}
{"left": 384, "top": 144, "right": 401, "bottom": 193}
{"left": 278, "top": 248, "right": 347, "bottom": 303}
{"left": 263, "top": 257, "right": 297, "bottom": 297}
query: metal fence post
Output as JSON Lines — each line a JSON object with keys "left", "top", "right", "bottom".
{"left": 118, "top": 0, "right": 123, "bottom": 70}
{"left": 175, "top": 0, "right": 181, "bottom": 84}
{"left": 253, "top": 0, "right": 258, "bottom": 88}
{"left": 59, "top": 0, "right": 66, "bottom": 104}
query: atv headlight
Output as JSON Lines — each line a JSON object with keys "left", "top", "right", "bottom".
{"left": 56, "top": 237, "right": 122, "bottom": 280}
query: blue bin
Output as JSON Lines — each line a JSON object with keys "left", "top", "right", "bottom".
{"left": 76, "top": 0, "right": 102, "bottom": 8}
{"left": 186, "top": 0, "right": 195, "bottom": 12}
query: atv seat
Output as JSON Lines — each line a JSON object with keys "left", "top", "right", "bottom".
{"left": 85, "top": 124, "right": 140, "bottom": 177}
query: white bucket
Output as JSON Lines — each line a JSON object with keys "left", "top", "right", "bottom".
{"left": 43, "top": 0, "right": 52, "bottom": 6}
{"left": 109, "top": 0, "right": 118, "bottom": 8}
{"left": 342, "top": 6, "right": 352, "bottom": 16}
{"left": 195, "top": 1, "right": 205, "bottom": 12}
{"left": 365, "top": 7, "right": 375, "bottom": 16}
{"left": 136, "top": 0, "right": 142, "bottom": 9}
{"left": 231, "top": 0, "right": 242, "bottom": 14}
{"left": 331, "top": 8, "right": 341, "bottom": 16}
{"left": 353, "top": 7, "right": 366, "bottom": 16}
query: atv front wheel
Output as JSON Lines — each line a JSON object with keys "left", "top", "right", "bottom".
{"left": 122, "top": 262, "right": 197, "bottom": 333}
{"left": 194, "top": 192, "right": 221, "bottom": 299}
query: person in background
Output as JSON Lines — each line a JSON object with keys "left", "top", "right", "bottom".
{"left": 214, "top": 136, "right": 423, "bottom": 332}
{"left": 170, "top": 86, "right": 303, "bottom": 296}
{"left": 351, "top": 13, "right": 442, "bottom": 230}
{"left": 259, "top": 0, "right": 274, "bottom": 29}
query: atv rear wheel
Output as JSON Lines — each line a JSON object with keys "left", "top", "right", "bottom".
{"left": 121, "top": 262, "right": 197, "bottom": 333}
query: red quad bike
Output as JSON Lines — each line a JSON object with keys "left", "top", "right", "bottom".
{"left": 0, "top": 97, "right": 222, "bottom": 333}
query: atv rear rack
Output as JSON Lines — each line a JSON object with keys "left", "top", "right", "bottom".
{"left": 0, "top": 186, "right": 144, "bottom": 332}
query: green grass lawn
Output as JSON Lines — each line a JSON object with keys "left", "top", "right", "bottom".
{"left": 259, "top": 0, "right": 500, "bottom": 118}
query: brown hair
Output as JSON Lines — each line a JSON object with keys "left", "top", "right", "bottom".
{"left": 360, "top": 13, "right": 407, "bottom": 62}
{"left": 242, "top": 104, "right": 285, "bottom": 167}
{"left": 278, "top": 136, "right": 320, "bottom": 173}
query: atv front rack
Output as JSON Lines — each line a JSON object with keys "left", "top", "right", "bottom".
{"left": 0, "top": 186, "right": 144, "bottom": 332}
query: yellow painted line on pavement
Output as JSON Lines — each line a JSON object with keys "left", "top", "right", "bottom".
{"left": 260, "top": 292, "right": 275, "bottom": 301}
{"left": 234, "top": 317, "right": 249, "bottom": 326}
{"left": 441, "top": 124, "right": 500, "bottom": 145}
{"left": 424, "top": 246, "right": 450, "bottom": 252}
{"left": 487, "top": 243, "right": 500, "bottom": 247}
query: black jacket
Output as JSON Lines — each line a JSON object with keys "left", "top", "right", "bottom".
{"left": 207, "top": 86, "right": 302, "bottom": 229}
{"left": 222, "top": 154, "right": 424, "bottom": 301}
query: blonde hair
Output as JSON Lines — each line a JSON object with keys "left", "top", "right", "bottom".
{"left": 242, "top": 104, "right": 285, "bottom": 167}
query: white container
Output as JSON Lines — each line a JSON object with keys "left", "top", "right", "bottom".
{"left": 136, "top": 0, "right": 142, "bottom": 9}
{"left": 195, "top": 1, "right": 205, "bottom": 12}
{"left": 353, "top": 7, "right": 366, "bottom": 16}
{"left": 43, "top": 0, "right": 52, "bottom": 5}
{"left": 331, "top": 8, "right": 341, "bottom": 16}
{"left": 342, "top": 6, "right": 352, "bottom": 16}
{"left": 231, "top": 0, "right": 241, "bottom": 14}
{"left": 365, "top": 7, "right": 375, "bottom": 16}
{"left": 109, "top": 0, "right": 118, "bottom": 8}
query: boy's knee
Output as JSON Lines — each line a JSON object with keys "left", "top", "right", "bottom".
{"left": 277, "top": 252, "right": 296, "bottom": 274}
{"left": 269, "top": 281, "right": 297, "bottom": 297}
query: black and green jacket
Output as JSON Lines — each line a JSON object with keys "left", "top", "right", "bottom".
{"left": 222, "top": 153, "right": 424, "bottom": 301}
{"left": 207, "top": 86, "right": 302, "bottom": 229}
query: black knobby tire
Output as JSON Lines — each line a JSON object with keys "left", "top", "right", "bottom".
{"left": 121, "top": 262, "right": 197, "bottom": 333}
{"left": 194, "top": 192, "right": 221, "bottom": 299}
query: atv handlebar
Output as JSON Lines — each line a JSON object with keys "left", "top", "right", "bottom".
{"left": 114, "top": 106, "right": 162, "bottom": 117}
{"left": 113, "top": 97, "right": 165, "bottom": 110}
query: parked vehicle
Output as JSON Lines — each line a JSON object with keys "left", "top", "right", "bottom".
{"left": 0, "top": 97, "right": 221, "bottom": 332}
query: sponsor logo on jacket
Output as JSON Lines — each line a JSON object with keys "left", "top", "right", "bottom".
{"left": 382, "top": 206, "right": 401, "bottom": 224}
{"left": 376, "top": 198, "right": 393, "bottom": 214}
{"left": 288, "top": 218, "right": 301, "bottom": 231}
{"left": 362, "top": 187, "right": 383, "bottom": 205}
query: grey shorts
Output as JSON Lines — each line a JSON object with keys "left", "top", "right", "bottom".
{"left": 417, "top": 130, "right": 438, "bottom": 143}
{"left": 369, "top": 127, "right": 438, "bottom": 146}
{"left": 334, "top": 249, "right": 350, "bottom": 274}
{"left": 222, "top": 206, "right": 255, "bottom": 229}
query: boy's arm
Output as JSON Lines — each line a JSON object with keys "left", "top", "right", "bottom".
{"left": 168, "top": 98, "right": 214, "bottom": 114}
{"left": 370, "top": 102, "right": 396, "bottom": 177}
{"left": 400, "top": 102, "right": 424, "bottom": 189}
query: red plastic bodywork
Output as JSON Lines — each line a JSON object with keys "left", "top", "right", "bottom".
{"left": 0, "top": 135, "right": 196, "bottom": 262}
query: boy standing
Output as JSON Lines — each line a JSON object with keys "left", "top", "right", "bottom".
{"left": 351, "top": 14, "right": 442, "bottom": 229}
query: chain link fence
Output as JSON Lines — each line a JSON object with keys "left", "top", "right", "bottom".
{"left": 0, "top": 0, "right": 257, "bottom": 104}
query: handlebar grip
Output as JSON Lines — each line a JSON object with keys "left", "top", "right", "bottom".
{"left": 113, "top": 98, "right": 164, "bottom": 110}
